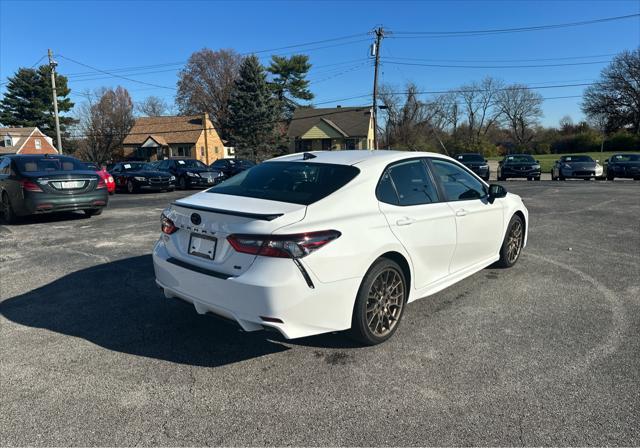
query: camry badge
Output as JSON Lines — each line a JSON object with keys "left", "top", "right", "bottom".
{"left": 190, "top": 213, "right": 202, "bottom": 225}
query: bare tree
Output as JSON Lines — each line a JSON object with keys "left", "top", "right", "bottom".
{"left": 78, "top": 86, "right": 134, "bottom": 164}
{"left": 582, "top": 48, "right": 640, "bottom": 134}
{"left": 496, "top": 84, "right": 543, "bottom": 146}
{"left": 176, "top": 48, "right": 243, "bottom": 140}
{"left": 458, "top": 77, "right": 503, "bottom": 147}
{"left": 136, "top": 96, "right": 168, "bottom": 117}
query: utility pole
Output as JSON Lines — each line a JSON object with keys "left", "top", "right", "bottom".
{"left": 48, "top": 49, "right": 63, "bottom": 154}
{"left": 371, "top": 27, "right": 384, "bottom": 150}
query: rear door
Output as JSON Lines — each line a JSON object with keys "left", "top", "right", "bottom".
{"left": 428, "top": 158, "right": 504, "bottom": 273}
{"left": 377, "top": 159, "right": 457, "bottom": 290}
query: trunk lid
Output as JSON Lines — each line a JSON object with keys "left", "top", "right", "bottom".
{"left": 25, "top": 171, "right": 101, "bottom": 195}
{"left": 166, "top": 191, "right": 307, "bottom": 276}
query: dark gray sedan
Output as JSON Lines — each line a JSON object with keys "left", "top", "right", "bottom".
{"left": 0, "top": 154, "right": 108, "bottom": 223}
{"left": 551, "top": 155, "right": 603, "bottom": 180}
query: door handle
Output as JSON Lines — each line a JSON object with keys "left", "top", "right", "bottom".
{"left": 396, "top": 217, "right": 416, "bottom": 226}
{"left": 456, "top": 209, "right": 467, "bottom": 217}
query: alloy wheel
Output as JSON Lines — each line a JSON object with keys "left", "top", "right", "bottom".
{"left": 506, "top": 219, "right": 523, "bottom": 264}
{"left": 365, "top": 268, "right": 405, "bottom": 338}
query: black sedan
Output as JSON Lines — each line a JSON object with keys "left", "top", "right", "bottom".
{"left": 605, "top": 153, "right": 640, "bottom": 180}
{"left": 551, "top": 155, "right": 603, "bottom": 181}
{"left": 210, "top": 158, "right": 256, "bottom": 180}
{"left": 0, "top": 154, "right": 108, "bottom": 223}
{"left": 454, "top": 153, "right": 490, "bottom": 181}
{"left": 155, "top": 159, "right": 224, "bottom": 189}
{"left": 110, "top": 162, "right": 176, "bottom": 193}
{"left": 497, "top": 154, "right": 541, "bottom": 181}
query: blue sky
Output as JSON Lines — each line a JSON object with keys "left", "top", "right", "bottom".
{"left": 1, "top": 0, "right": 639, "bottom": 126}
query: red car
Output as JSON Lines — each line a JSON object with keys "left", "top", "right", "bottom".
{"left": 84, "top": 163, "right": 116, "bottom": 195}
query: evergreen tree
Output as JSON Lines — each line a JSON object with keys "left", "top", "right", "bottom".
{"left": 0, "top": 65, "right": 75, "bottom": 145}
{"left": 267, "top": 54, "right": 313, "bottom": 120}
{"left": 226, "top": 55, "right": 278, "bottom": 161}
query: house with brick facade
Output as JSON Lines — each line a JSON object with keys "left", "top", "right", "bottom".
{"left": 287, "top": 106, "right": 374, "bottom": 152}
{"left": 121, "top": 114, "right": 227, "bottom": 164}
{"left": 0, "top": 127, "right": 58, "bottom": 155}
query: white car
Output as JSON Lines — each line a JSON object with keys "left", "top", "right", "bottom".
{"left": 153, "top": 150, "right": 528, "bottom": 345}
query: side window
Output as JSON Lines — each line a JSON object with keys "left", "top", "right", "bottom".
{"left": 0, "top": 158, "right": 9, "bottom": 174}
{"left": 430, "top": 159, "right": 487, "bottom": 202}
{"left": 376, "top": 171, "right": 399, "bottom": 205}
{"left": 378, "top": 159, "right": 439, "bottom": 206}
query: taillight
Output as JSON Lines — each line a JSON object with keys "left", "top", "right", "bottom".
{"left": 19, "top": 179, "right": 43, "bottom": 192}
{"left": 227, "top": 230, "right": 340, "bottom": 258}
{"left": 161, "top": 213, "right": 178, "bottom": 235}
{"left": 97, "top": 178, "right": 106, "bottom": 189}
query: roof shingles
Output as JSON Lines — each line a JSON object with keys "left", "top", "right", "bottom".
{"left": 287, "top": 107, "right": 372, "bottom": 139}
{"left": 123, "top": 116, "right": 205, "bottom": 146}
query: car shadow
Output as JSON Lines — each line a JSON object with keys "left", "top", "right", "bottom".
{"left": 0, "top": 255, "right": 290, "bottom": 367}
{"left": 7, "top": 211, "right": 91, "bottom": 226}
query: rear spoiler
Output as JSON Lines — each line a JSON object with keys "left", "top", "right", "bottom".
{"left": 171, "top": 202, "right": 283, "bottom": 221}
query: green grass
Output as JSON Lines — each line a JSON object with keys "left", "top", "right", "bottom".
{"left": 487, "top": 151, "right": 618, "bottom": 172}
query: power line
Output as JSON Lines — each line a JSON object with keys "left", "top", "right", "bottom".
{"left": 391, "top": 13, "right": 640, "bottom": 38}
{"left": 379, "top": 52, "right": 620, "bottom": 64}
{"left": 241, "top": 32, "right": 369, "bottom": 54}
{"left": 380, "top": 58, "right": 612, "bottom": 69}
{"left": 57, "top": 55, "right": 177, "bottom": 90}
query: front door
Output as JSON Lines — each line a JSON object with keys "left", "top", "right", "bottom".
{"left": 377, "top": 159, "right": 457, "bottom": 290}
{"left": 428, "top": 158, "right": 504, "bottom": 273}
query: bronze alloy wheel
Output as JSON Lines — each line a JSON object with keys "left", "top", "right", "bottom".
{"left": 506, "top": 218, "right": 523, "bottom": 264}
{"left": 365, "top": 268, "right": 405, "bottom": 338}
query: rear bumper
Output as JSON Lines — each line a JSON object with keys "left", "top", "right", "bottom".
{"left": 22, "top": 190, "right": 108, "bottom": 215}
{"left": 152, "top": 240, "right": 361, "bottom": 339}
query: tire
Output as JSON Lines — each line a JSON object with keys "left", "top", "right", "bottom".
{"left": 0, "top": 192, "right": 17, "bottom": 224}
{"left": 527, "top": 177, "right": 532, "bottom": 181}
{"left": 84, "top": 208, "right": 102, "bottom": 216}
{"left": 168, "top": 187, "right": 175, "bottom": 192}
{"left": 496, "top": 214, "right": 525, "bottom": 268}
{"left": 350, "top": 258, "right": 408, "bottom": 346}
{"left": 108, "top": 190, "right": 115, "bottom": 196}
{"left": 178, "top": 176, "right": 187, "bottom": 190}
{"left": 126, "top": 180, "right": 137, "bottom": 194}
{"left": 498, "top": 175, "right": 505, "bottom": 181}
{"left": 534, "top": 176, "right": 541, "bottom": 181}
{"left": 607, "top": 173, "right": 614, "bottom": 181}
{"left": 551, "top": 171, "right": 557, "bottom": 181}
{"left": 559, "top": 175, "right": 566, "bottom": 181}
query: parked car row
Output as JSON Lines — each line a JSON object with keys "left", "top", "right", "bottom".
{"left": 0, "top": 154, "right": 256, "bottom": 223}
{"left": 455, "top": 152, "right": 640, "bottom": 181}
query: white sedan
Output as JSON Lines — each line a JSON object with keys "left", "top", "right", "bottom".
{"left": 153, "top": 150, "right": 528, "bottom": 345}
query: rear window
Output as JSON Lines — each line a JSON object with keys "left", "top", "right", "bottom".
{"left": 207, "top": 161, "right": 360, "bottom": 205}
{"left": 16, "top": 157, "right": 87, "bottom": 173}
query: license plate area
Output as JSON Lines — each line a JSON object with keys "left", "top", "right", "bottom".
{"left": 53, "top": 180, "right": 86, "bottom": 190}
{"left": 188, "top": 233, "right": 217, "bottom": 260}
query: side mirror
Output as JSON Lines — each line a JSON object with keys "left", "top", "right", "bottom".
{"left": 596, "top": 159, "right": 600, "bottom": 163}
{"left": 488, "top": 184, "right": 507, "bottom": 204}
{"left": 605, "top": 159, "right": 609, "bottom": 163}
{"left": 536, "top": 160, "right": 540, "bottom": 163}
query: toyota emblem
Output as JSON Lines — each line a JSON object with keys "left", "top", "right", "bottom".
{"left": 190, "top": 213, "right": 202, "bottom": 225}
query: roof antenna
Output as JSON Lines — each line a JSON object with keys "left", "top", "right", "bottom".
{"left": 302, "top": 152, "right": 316, "bottom": 160}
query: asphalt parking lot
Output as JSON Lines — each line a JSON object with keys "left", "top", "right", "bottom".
{"left": 1, "top": 181, "right": 639, "bottom": 446}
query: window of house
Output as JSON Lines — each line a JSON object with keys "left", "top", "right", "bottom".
{"left": 200, "top": 146, "right": 205, "bottom": 157}
{"left": 35, "top": 139, "right": 42, "bottom": 150}
{"left": 215, "top": 146, "right": 219, "bottom": 153}
{"left": 345, "top": 138, "right": 358, "bottom": 150}
{"left": 2, "top": 136, "right": 11, "bottom": 147}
